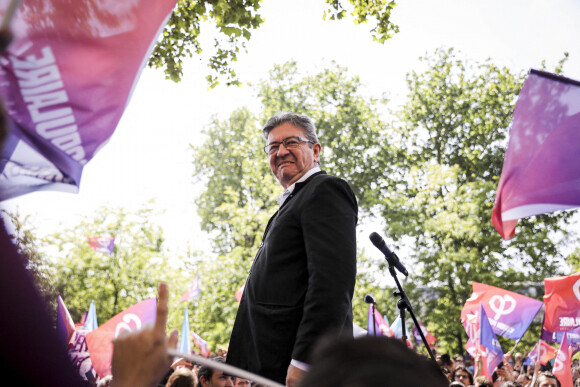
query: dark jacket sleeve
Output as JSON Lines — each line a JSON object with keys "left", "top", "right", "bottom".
{"left": 291, "top": 176, "right": 358, "bottom": 362}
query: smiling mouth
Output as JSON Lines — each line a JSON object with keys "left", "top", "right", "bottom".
{"left": 278, "top": 161, "right": 294, "bottom": 167}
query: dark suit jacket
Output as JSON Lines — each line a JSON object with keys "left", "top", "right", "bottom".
{"left": 226, "top": 171, "right": 358, "bottom": 384}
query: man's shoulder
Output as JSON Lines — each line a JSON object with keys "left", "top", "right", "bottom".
{"left": 307, "top": 171, "right": 353, "bottom": 191}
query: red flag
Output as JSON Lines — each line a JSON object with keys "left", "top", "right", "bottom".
{"left": 543, "top": 273, "right": 580, "bottom": 332}
{"left": 553, "top": 333, "right": 573, "bottom": 387}
{"left": 235, "top": 283, "right": 245, "bottom": 303}
{"left": 85, "top": 298, "right": 156, "bottom": 377}
{"left": 492, "top": 70, "right": 580, "bottom": 239}
{"left": 527, "top": 340, "right": 558, "bottom": 365}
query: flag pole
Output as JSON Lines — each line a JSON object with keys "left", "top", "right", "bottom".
{"left": 1, "top": 0, "right": 22, "bottom": 30}
{"left": 167, "top": 349, "right": 284, "bottom": 387}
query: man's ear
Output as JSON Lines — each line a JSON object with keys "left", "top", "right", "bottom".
{"left": 200, "top": 376, "right": 209, "bottom": 387}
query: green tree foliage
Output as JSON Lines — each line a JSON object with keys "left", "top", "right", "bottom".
{"left": 151, "top": 0, "right": 399, "bottom": 86}
{"left": 384, "top": 48, "right": 577, "bottom": 353}
{"left": 46, "top": 204, "right": 184, "bottom": 322}
{"left": 1, "top": 210, "right": 58, "bottom": 320}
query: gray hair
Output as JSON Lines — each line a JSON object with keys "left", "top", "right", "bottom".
{"left": 262, "top": 112, "right": 320, "bottom": 144}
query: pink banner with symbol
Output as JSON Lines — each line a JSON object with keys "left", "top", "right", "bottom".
{"left": 492, "top": 70, "right": 580, "bottom": 240}
{"left": 461, "top": 282, "right": 543, "bottom": 341}
{"left": 553, "top": 333, "right": 573, "bottom": 387}
{"left": 543, "top": 273, "right": 580, "bottom": 333}
{"left": 85, "top": 298, "right": 156, "bottom": 377}
{"left": 0, "top": 0, "right": 176, "bottom": 200}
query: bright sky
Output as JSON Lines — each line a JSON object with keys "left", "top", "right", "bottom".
{"left": 3, "top": 0, "right": 580, "bottom": 258}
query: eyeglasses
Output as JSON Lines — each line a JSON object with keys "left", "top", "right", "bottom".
{"left": 264, "top": 136, "right": 315, "bottom": 155}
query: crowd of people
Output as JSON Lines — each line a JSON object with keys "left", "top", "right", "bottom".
{"left": 436, "top": 349, "right": 580, "bottom": 387}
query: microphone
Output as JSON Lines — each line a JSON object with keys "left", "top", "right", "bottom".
{"left": 364, "top": 294, "right": 376, "bottom": 304}
{"left": 369, "top": 232, "right": 409, "bottom": 277}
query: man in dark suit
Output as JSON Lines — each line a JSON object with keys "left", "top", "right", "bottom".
{"left": 226, "top": 112, "right": 358, "bottom": 386}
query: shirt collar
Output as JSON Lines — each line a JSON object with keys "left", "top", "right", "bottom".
{"left": 278, "top": 166, "right": 321, "bottom": 207}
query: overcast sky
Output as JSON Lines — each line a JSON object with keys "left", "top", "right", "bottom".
{"left": 3, "top": 0, "right": 580, "bottom": 258}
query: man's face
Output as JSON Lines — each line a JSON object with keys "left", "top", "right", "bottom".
{"left": 267, "top": 122, "right": 321, "bottom": 189}
{"left": 537, "top": 376, "right": 558, "bottom": 387}
{"left": 202, "top": 371, "right": 233, "bottom": 387}
{"left": 233, "top": 378, "right": 251, "bottom": 387}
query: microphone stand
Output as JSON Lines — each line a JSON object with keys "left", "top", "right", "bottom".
{"left": 372, "top": 303, "right": 376, "bottom": 336}
{"left": 388, "top": 263, "right": 436, "bottom": 362}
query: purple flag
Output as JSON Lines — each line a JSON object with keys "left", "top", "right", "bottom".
{"left": 480, "top": 304, "right": 504, "bottom": 377}
{"left": 492, "top": 70, "right": 580, "bottom": 239}
{"left": 462, "top": 282, "right": 543, "bottom": 342}
{"left": 0, "top": 0, "right": 177, "bottom": 200}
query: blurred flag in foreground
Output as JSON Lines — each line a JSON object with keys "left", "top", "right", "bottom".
{"left": 461, "top": 282, "right": 542, "bottom": 342}
{"left": 56, "top": 295, "right": 75, "bottom": 346}
{"left": 179, "top": 274, "right": 201, "bottom": 302}
{"left": 0, "top": 0, "right": 177, "bottom": 200}
{"left": 178, "top": 308, "right": 191, "bottom": 354}
{"left": 543, "top": 273, "right": 580, "bottom": 333}
{"left": 86, "top": 298, "right": 156, "bottom": 377}
{"left": 479, "top": 304, "right": 504, "bottom": 379}
{"left": 492, "top": 70, "right": 580, "bottom": 240}
{"left": 88, "top": 236, "right": 115, "bottom": 255}
{"left": 552, "top": 333, "right": 573, "bottom": 387}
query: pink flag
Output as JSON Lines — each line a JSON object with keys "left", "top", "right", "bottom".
{"left": 67, "top": 331, "right": 96, "bottom": 382}
{"left": 492, "top": 70, "right": 580, "bottom": 239}
{"left": 553, "top": 333, "right": 573, "bottom": 387}
{"left": 412, "top": 321, "right": 437, "bottom": 347}
{"left": 192, "top": 331, "right": 210, "bottom": 358}
{"left": 56, "top": 294, "right": 75, "bottom": 346}
{"left": 543, "top": 273, "right": 580, "bottom": 332}
{"left": 235, "top": 282, "right": 245, "bottom": 303}
{"left": 461, "top": 282, "right": 543, "bottom": 341}
{"left": 0, "top": 0, "right": 177, "bottom": 200}
{"left": 179, "top": 274, "right": 201, "bottom": 302}
{"left": 527, "top": 340, "right": 558, "bottom": 366}
{"left": 85, "top": 298, "right": 156, "bottom": 377}
{"left": 88, "top": 236, "right": 114, "bottom": 255}
{"left": 367, "top": 304, "right": 394, "bottom": 337}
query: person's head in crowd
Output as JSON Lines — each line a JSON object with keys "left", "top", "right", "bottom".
{"left": 516, "top": 374, "right": 531, "bottom": 387}
{"left": 297, "top": 335, "right": 448, "bottom": 387}
{"left": 97, "top": 375, "right": 113, "bottom": 387}
{"left": 198, "top": 357, "right": 233, "bottom": 387}
{"left": 501, "top": 382, "right": 522, "bottom": 387}
{"left": 166, "top": 368, "right": 197, "bottom": 387}
{"left": 456, "top": 355, "right": 465, "bottom": 366}
{"left": 534, "top": 372, "right": 560, "bottom": 387}
{"left": 171, "top": 358, "right": 194, "bottom": 371}
{"left": 474, "top": 376, "right": 493, "bottom": 387}
{"left": 453, "top": 365, "right": 474, "bottom": 386}
{"left": 232, "top": 378, "right": 250, "bottom": 387}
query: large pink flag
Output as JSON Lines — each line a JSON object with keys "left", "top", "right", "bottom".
{"left": 85, "top": 298, "right": 156, "bottom": 377}
{"left": 492, "top": 70, "right": 580, "bottom": 240}
{"left": 543, "top": 273, "right": 580, "bottom": 333}
{"left": 461, "top": 282, "right": 543, "bottom": 341}
{"left": 0, "top": 0, "right": 176, "bottom": 200}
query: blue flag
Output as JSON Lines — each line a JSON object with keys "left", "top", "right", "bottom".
{"left": 179, "top": 308, "right": 191, "bottom": 354}
{"left": 480, "top": 304, "right": 504, "bottom": 377}
{"left": 82, "top": 300, "right": 98, "bottom": 331}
